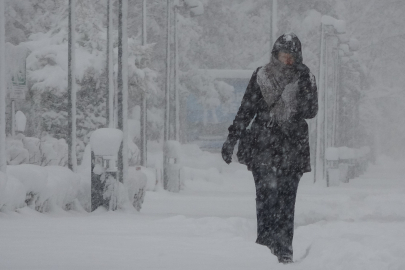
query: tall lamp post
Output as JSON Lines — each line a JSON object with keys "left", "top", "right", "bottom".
{"left": 117, "top": 0, "right": 129, "bottom": 184}
{"left": 68, "top": 0, "right": 78, "bottom": 172}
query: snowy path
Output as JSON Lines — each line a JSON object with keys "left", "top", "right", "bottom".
{"left": 1, "top": 158, "right": 405, "bottom": 270}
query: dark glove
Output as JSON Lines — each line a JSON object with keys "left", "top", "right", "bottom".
{"left": 221, "top": 137, "right": 237, "bottom": 164}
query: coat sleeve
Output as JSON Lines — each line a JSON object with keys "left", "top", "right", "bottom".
{"left": 227, "top": 68, "right": 261, "bottom": 141}
{"left": 295, "top": 72, "right": 318, "bottom": 119}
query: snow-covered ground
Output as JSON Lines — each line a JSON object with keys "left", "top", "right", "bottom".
{"left": 1, "top": 155, "right": 404, "bottom": 270}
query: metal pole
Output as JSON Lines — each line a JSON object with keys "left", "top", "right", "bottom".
{"left": 272, "top": 0, "right": 277, "bottom": 43}
{"left": 269, "top": 0, "right": 277, "bottom": 60}
{"left": 0, "top": 0, "right": 6, "bottom": 173}
{"left": 174, "top": 6, "right": 180, "bottom": 141}
{"left": 323, "top": 35, "right": 328, "bottom": 180}
{"left": 314, "top": 23, "right": 325, "bottom": 183}
{"left": 118, "top": 0, "right": 129, "bottom": 184}
{"left": 107, "top": 0, "right": 114, "bottom": 128}
{"left": 140, "top": 0, "right": 147, "bottom": 166}
{"left": 68, "top": 0, "right": 77, "bottom": 172}
{"left": 269, "top": 0, "right": 273, "bottom": 61}
{"left": 163, "top": 0, "right": 171, "bottom": 189}
{"left": 11, "top": 100, "right": 15, "bottom": 136}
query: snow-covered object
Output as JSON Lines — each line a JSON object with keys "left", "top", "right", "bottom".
{"left": 126, "top": 166, "right": 147, "bottom": 211}
{"left": 338, "top": 163, "right": 349, "bottom": 183}
{"left": 325, "top": 147, "right": 339, "bottom": 161}
{"left": 6, "top": 137, "right": 29, "bottom": 165}
{"left": 321, "top": 15, "right": 346, "bottom": 34}
{"left": 339, "top": 147, "right": 356, "bottom": 160}
{"left": 339, "top": 44, "right": 352, "bottom": 55}
{"left": 7, "top": 165, "right": 48, "bottom": 194}
{"left": 15, "top": 111, "right": 27, "bottom": 132}
{"left": 349, "top": 38, "right": 360, "bottom": 51}
{"left": 0, "top": 172, "right": 26, "bottom": 211}
{"left": 40, "top": 135, "right": 68, "bottom": 166}
{"left": 327, "top": 168, "right": 340, "bottom": 187}
{"left": 164, "top": 140, "right": 182, "bottom": 159}
{"left": 90, "top": 128, "right": 123, "bottom": 156}
{"left": 44, "top": 166, "right": 80, "bottom": 211}
{"left": 22, "top": 137, "right": 41, "bottom": 165}
{"left": 338, "top": 33, "right": 349, "bottom": 43}
{"left": 128, "top": 138, "right": 140, "bottom": 166}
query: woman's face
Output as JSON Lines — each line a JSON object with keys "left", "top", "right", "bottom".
{"left": 278, "top": 52, "right": 295, "bottom": 66}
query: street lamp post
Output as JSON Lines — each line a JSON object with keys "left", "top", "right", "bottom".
{"left": 117, "top": 0, "right": 129, "bottom": 184}
{"left": 68, "top": 0, "right": 78, "bottom": 172}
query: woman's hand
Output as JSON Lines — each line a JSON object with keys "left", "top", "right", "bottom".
{"left": 221, "top": 137, "right": 237, "bottom": 164}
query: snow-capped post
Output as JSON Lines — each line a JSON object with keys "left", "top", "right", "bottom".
{"left": 107, "top": 0, "right": 114, "bottom": 128}
{"left": 68, "top": 0, "right": 78, "bottom": 172}
{"left": 117, "top": 0, "right": 129, "bottom": 184}
{"left": 0, "top": 0, "right": 6, "bottom": 173}
{"left": 90, "top": 128, "right": 123, "bottom": 211}
{"left": 140, "top": 0, "right": 147, "bottom": 166}
{"left": 163, "top": 0, "right": 172, "bottom": 190}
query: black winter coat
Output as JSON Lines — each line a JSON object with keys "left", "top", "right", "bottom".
{"left": 227, "top": 66, "right": 318, "bottom": 173}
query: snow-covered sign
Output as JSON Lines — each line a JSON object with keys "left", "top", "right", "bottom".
{"left": 90, "top": 128, "right": 123, "bottom": 157}
{"left": 15, "top": 111, "right": 26, "bottom": 132}
{"left": 6, "top": 43, "right": 28, "bottom": 100}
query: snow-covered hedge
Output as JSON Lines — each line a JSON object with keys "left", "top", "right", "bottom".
{"left": 0, "top": 163, "right": 148, "bottom": 213}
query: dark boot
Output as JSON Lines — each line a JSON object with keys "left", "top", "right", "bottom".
{"left": 277, "top": 254, "right": 293, "bottom": 264}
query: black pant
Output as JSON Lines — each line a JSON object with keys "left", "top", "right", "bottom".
{"left": 252, "top": 166, "right": 302, "bottom": 258}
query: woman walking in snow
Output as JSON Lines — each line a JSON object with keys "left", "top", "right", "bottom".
{"left": 221, "top": 33, "right": 318, "bottom": 264}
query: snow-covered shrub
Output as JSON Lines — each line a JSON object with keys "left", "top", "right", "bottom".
{"left": 7, "top": 164, "right": 48, "bottom": 211}
{"left": 39, "top": 132, "right": 68, "bottom": 167}
{"left": 22, "top": 136, "right": 41, "bottom": 165}
{"left": 126, "top": 167, "right": 147, "bottom": 211}
{"left": 6, "top": 135, "right": 29, "bottom": 165}
{"left": 0, "top": 172, "right": 26, "bottom": 212}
